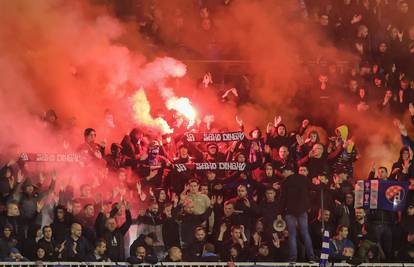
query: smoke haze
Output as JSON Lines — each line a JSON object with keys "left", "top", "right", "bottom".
{"left": 0, "top": 0, "right": 406, "bottom": 177}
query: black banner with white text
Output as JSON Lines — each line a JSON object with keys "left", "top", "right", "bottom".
{"left": 174, "top": 162, "right": 246, "bottom": 172}
{"left": 185, "top": 131, "right": 245, "bottom": 142}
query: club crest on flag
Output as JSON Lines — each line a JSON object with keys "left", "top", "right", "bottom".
{"left": 385, "top": 185, "right": 406, "bottom": 205}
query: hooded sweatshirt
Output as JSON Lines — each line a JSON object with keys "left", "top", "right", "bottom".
{"left": 330, "top": 125, "right": 358, "bottom": 178}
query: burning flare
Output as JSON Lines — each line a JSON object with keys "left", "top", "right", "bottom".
{"left": 166, "top": 97, "right": 197, "bottom": 122}
{"left": 131, "top": 89, "right": 173, "bottom": 134}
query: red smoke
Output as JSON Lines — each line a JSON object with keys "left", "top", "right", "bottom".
{"left": 0, "top": 0, "right": 406, "bottom": 179}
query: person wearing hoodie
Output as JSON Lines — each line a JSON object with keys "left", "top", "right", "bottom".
{"left": 265, "top": 116, "right": 293, "bottom": 151}
{"left": 204, "top": 142, "right": 227, "bottom": 162}
{"left": 260, "top": 163, "right": 284, "bottom": 197}
{"left": 328, "top": 125, "right": 359, "bottom": 179}
{"left": 16, "top": 172, "right": 56, "bottom": 221}
{"left": 136, "top": 140, "right": 172, "bottom": 188}
{"left": 235, "top": 126, "right": 265, "bottom": 164}
{"left": 121, "top": 128, "right": 143, "bottom": 159}
{"left": 105, "top": 143, "right": 131, "bottom": 171}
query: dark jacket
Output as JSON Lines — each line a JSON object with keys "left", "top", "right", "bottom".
{"left": 0, "top": 211, "right": 39, "bottom": 247}
{"left": 173, "top": 206, "right": 212, "bottom": 246}
{"left": 51, "top": 209, "right": 74, "bottom": 244}
{"left": 37, "top": 237, "right": 58, "bottom": 261}
{"left": 298, "top": 155, "right": 329, "bottom": 178}
{"left": 185, "top": 239, "right": 205, "bottom": 261}
{"left": 278, "top": 174, "right": 311, "bottom": 216}
{"left": 95, "top": 209, "right": 132, "bottom": 261}
{"left": 127, "top": 255, "right": 158, "bottom": 264}
{"left": 62, "top": 235, "right": 90, "bottom": 261}
{"left": 162, "top": 217, "right": 180, "bottom": 249}
{"left": 85, "top": 252, "right": 111, "bottom": 262}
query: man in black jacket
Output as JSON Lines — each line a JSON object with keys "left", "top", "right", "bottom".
{"left": 37, "top": 225, "right": 58, "bottom": 260}
{"left": 279, "top": 168, "right": 316, "bottom": 262}
{"left": 62, "top": 223, "right": 90, "bottom": 261}
{"left": 85, "top": 239, "right": 111, "bottom": 262}
{"left": 95, "top": 200, "right": 132, "bottom": 262}
{"left": 173, "top": 198, "right": 213, "bottom": 248}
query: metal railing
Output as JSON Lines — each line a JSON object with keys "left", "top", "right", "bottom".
{"left": 1, "top": 262, "right": 414, "bottom": 267}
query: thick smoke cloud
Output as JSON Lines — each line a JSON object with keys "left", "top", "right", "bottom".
{"left": 0, "top": 0, "right": 405, "bottom": 177}
{"left": 0, "top": 1, "right": 186, "bottom": 155}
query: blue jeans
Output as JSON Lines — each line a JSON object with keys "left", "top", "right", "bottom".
{"left": 285, "top": 212, "right": 315, "bottom": 261}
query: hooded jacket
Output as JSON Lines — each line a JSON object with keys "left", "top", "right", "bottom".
{"left": 121, "top": 128, "right": 142, "bottom": 159}
{"left": 18, "top": 178, "right": 55, "bottom": 220}
{"left": 266, "top": 124, "right": 292, "bottom": 150}
{"left": 329, "top": 125, "right": 358, "bottom": 177}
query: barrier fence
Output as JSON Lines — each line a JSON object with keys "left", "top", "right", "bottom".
{"left": 1, "top": 262, "right": 413, "bottom": 267}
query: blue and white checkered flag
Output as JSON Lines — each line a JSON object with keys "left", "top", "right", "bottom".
{"left": 319, "top": 230, "right": 330, "bottom": 267}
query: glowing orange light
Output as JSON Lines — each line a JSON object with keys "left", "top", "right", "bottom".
{"left": 166, "top": 97, "right": 197, "bottom": 122}
{"left": 132, "top": 89, "right": 173, "bottom": 134}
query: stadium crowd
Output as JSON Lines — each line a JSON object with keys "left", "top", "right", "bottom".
{"left": 2, "top": 0, "right": 414, "bottom": 265}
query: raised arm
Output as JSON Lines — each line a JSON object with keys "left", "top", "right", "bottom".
{"left": 119, "top": 201, "right": 132, "bottom": 235}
